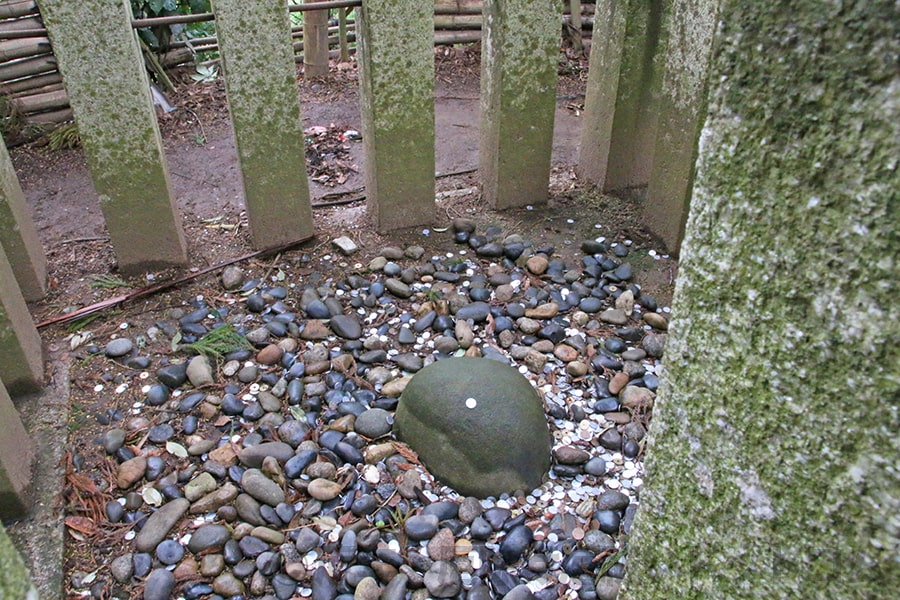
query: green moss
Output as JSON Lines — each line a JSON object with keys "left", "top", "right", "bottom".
{"left": 0, "top": 524, "right": 36, "bottom": 600}
{"left": 622, "top": 1, "right": 900, "bottom": 597}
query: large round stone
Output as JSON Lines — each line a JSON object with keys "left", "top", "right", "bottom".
{"left": 393, "top": 357, "right": 551, "bottom": 497}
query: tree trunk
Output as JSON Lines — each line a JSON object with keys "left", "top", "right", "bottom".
{"left": 620, "top": 1, "right": 900, "bottom": 597}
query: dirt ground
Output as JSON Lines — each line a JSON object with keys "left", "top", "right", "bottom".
{"left": 8, "top": 47, "right": 677, "bottom": 598}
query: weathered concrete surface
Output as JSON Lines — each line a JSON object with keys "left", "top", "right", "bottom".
{"left": 0, "top": 522, "right": 38, "bottom": 600}
{"left": 6, "top": 353, "right": 70, "bottom": 600}
{"left": 643, "top": 0, "right": 717, "bottom": 254}
{"left": 213, "top": 0, "right": 314, "bottom": 247}
{"left": 0, "top": 378, "right": 34, "bottom": 518}
{"left": 0, "top": 136, "right": 45, "bottom": 300}
{"left": 357, "top": 0, "right": 435, "bottom": 231}
{"left": 479, "top": 0, "right": 560, "bottom": 209}
{"left": 602, "top": 0, "right": 670, "bottom": 192}
{"left": 622, "top": 2, "right": 900, "bottom": 597}
{"left": 39, "top": 0, "right": 187, "bottom": 272}
{"left": 0, "top": 242, "right": 42, "bottom": 396}
{"left": 576, "top": 0, "right": 626, "bottom": 188}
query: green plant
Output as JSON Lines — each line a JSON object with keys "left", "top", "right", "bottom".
{"left": 176, "top": 323, "right": 252, "bottom": 360}
{"left": 88, "top": 274, "right": 130, "bottom": 290}
{"left": 131, "top": 0, "right": 212, "bottom": 51}
{"left": 190, "top": 63, "right": 218, "bottom": 83}
{"left": 594, "top": 540, "right": 627, "bottom": 584}
{"left": 47, "top": 122, "right": 81, "bottom": 149}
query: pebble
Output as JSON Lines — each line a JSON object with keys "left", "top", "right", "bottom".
{"left": 105, "top": 338, "right": 133, "bottom": 358}
{"left": 424, "top": 560, "right": 462, "bottom": 598}
{"left": 143, "top": 568, "right": 175, "bottom": 600}
{"left": 135, "top": 498, "right": 190, "bottom": 552}
{"left": 65, "top": 226, "right": 675, "bottom": 600}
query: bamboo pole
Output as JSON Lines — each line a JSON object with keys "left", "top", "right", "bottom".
{"left": 0, "top": 16, "right": 42, "bottom": 31}
{"left": 24, "top": 106, "right": 71, "bottom": 125}
{"left": 568, "top": 0, "right": 583, "bottom": 53}
{"left": 0, "top": 28, "right": 45, "bottom": 40}
{"left": 8, "top": 86, "right": 66, "bottom": 113}
{"left": 303, "top": 0, "right": 329, "bottom": 78}
{"left": 338, "top": 7, "right": 349, "bottom": 62}
{"left": 0, "top": 1, "right": 38, "bottom": 20}
{"left": 434, "top": 30, "right": 481, "bottom": 45}
{"left": 433, "top": 14, "right": 482, "bottom": 29}
{"left": 0, "top": 54, "right": 55, "bottom": 80}
{"left": 0, "top": 71, "right": 61, "bottom": 94}
{"left": 0, "top": 36, "right": 48, "bottom": 61}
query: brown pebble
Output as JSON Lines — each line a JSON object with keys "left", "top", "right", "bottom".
{"left": 116, "top": 456, "right": 147, "bottom": 489}
{"left": 609, "top": 372, "right": 630, "bottom": 395}
{"left": 427, "top": 528, "right": 457, "bottom": 562}
{"left": 526, "top": 255, "right": 549, "bottom": 275}
{"left": 255, "top": 344, "right": 283, "bottom": 365}
{"left": 553, "top": 344, "right": 579, "bottom": 362}
{"left": 643, "top": 312, "right": 669, "bottom": 330}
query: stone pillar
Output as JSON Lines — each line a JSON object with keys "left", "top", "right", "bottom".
{"left": 0, "top": 379, "right": 34, "bottom": 518}
{"left": 0, "top": 137, "right": 45, "bottom": 301}
{"left": 621, "top": 2, "right": 900, "bottom": 597}
{"left": 576, "top": 0, "right": 626, "bottom": 187}
{"left": 303, "top": 0, "right": 330, "bottom": 78}
{"left": 357, "top": 0, "right": 434, "bottom": 231}
{"left": 0, "top": 243, "right": 42, "bottom": 396}
{"left": 38, "top": 0, "right": 187, "bottom": 272}
{"left": 643, "top": 0, "right": 718, "bottom": 254}
{"left": 212, "top": 0, "right": 314, "bottom": 247}
{"left": 580, "top": 0, "right": 670, "bottom": 192}
{"left": 0, "top": 522, "right": 37, "bottom": 600}
{"left": 479, "top": 0, "right": 561, "bottom": 209}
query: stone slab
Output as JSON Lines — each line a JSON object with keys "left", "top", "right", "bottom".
{"left": 479, "top": 0, "right": 560, "bottom": 209}
{"left": 213, "top": 0, "right": 314, "bottom": 247}
{"left": 0, "top": 242, "right": 42, "bottom": 396}
{"left": 0, "top": 137, "right": 45, "bottom": 300}
{"left": 357, "top": 0, "right": 435, "bottom": 231}
{"left": 0, "top": 379, "right": 34, "bottom": 518}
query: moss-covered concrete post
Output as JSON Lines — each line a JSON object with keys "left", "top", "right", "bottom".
{"left": 357, "top": 0, "right": 434, "bottom": 231}
{"left": 479, "top": 0, "right": 561, "bottom": 209}
{"left": 0, "top": 242, "right": 42, "bottom": 396}
{"left": 622, "top": 2, "right": 900, "bottom": 597}
{"left": 0, "top": 137, "right": 45, "bottom": 301}
{"left": 38, "top": 0, "right": 187, "bottom": 272}
{"left": 0, "top": 522, "right": 38, "bottom": 600}
{"left": 0, "top": 378, "right": 34, "bottom": 518}
{"left": 579, "top": 0, "right": 670, "bottom": 192}
{"left": 212, "top": 0, "right": 314, "bottom": 246}
{"left": 576, "top": 0, "right": 626, "bottom": 187}
{"left": 643, "top": 0, "right": 718, "bottom": 254}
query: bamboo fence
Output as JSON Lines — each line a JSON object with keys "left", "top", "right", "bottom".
{"left": 0, "top": 0, "right": 595, "bottom": 140}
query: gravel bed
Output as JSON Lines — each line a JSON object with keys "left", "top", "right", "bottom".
{"left": 67, "top": 218, "right": 670, "bottom": 600}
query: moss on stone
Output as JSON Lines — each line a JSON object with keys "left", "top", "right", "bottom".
{"left": 621, "top": 1, "right": 900, "bottom": 597}
{"left": 480, "top": 0, "right": 561, "bottom": 209}
{"left": 394, "top": 357, "right": 552, "bottom": 498}
{"left": 38, "top": 0, "right": 186, "bottom": 272}
{"left": 357, "top": 0, "right": 435, "bottom": 231}
{"left": 212, "top": 0, "right": 314, "bottom": 246}
{"left": 0, "top": 523, "right": 36, "bottom": 600}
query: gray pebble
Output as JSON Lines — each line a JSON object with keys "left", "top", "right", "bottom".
{"left": 105, "top": 338, "right": 133, "bottom": 358}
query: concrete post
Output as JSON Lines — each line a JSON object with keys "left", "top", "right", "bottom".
{"left": 213, "top": 0, "right": 315, "bottom": 246}
{"left": 0, "top": 522, "right": 38, "bottom": 600}
{"left": 303, "top": 0, "right": 330, "bottom": 78}
{"left": 357, "top": 0, "right": 435, "bottom": 231}
{"left": 643, "top": 0, "right": 718, "bottom": 254}
{"left": 0, "top": 242, "right": 42, "bottom": 396}
{"left": 579, "top": 0, "right": 670, "bottom": 192}
{"left": 621, "top": 1, "right": 900, "bottom": 597}
{"left": 38, "top": 0, "right": 187, "bottom": 273}
{"left": 0, "top": 378, "right": 34, "bottom": 518}
{"left": 479, "top": 0, "right": 561, "bottom": 209}
{"left": 0, "top": 137, "right": 45, "bottom": 301}
{"left": 576, "top": 0, "right": 626, "bottom": 187}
